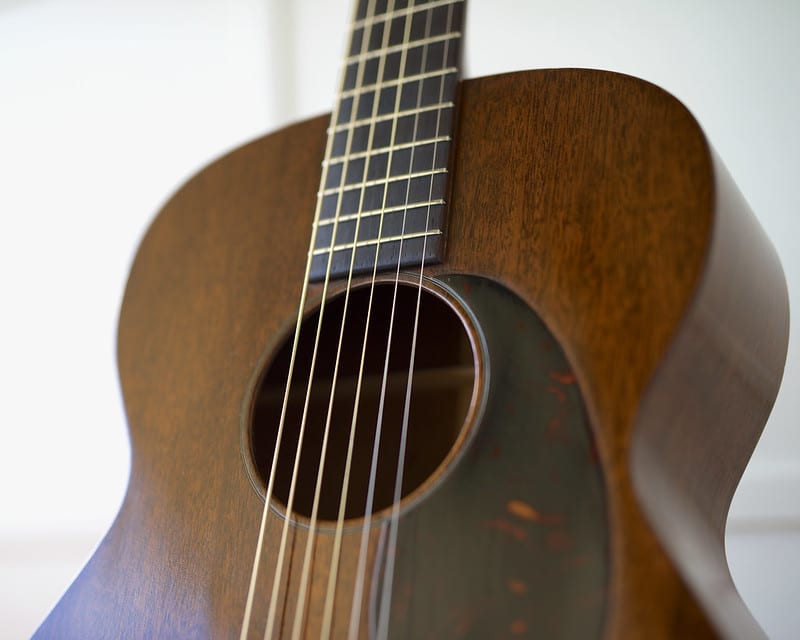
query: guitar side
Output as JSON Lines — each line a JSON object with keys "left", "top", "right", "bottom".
{"left": 33, "top": 69, "right": 788, "bottom": 639}
{"left": 442, "top": 69, "right": 789, "bottom": 639}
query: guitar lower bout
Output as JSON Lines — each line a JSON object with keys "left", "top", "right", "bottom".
{"left": 240, "top": 273, "right": 608, "bottom": 639}
{"left": 32, "top": 67, "right": 789, "bottom": 640}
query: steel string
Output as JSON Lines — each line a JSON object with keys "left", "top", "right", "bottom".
{"left": 375, "top": 5, "right": 457, "bottom": 631}
{"left": 347, "top": 4, "right": 454, "bottom": 637}
{"left": 257, "top": 2, "right": 385, "bottom": 637}
{"left": 236, "top": 7, "right": 355, "bottom": 634}
{"left": 376, "top": 4, "right": 456, "bottom": 630}
{"left": 287, "top": 1, "right": 408, "bottom": 638}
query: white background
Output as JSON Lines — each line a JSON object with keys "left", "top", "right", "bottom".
{"left": 1, "top": 0, "right": 798, "bottom": 637}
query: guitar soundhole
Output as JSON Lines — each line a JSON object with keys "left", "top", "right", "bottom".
{"left": 249, "top": 280, "right": 479, "bottom": 524}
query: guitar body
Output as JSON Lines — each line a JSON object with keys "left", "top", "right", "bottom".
{"left": 34, "top": 69, "right": 788, "bottom": 639}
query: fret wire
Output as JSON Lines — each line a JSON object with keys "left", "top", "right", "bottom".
{"left": 311, "top": 0, "right": 463, "bottom": 282}
{"left": 323, "top": 136, "right": 450, "bottom": 166}
{"left": 319, "top": 1, "right": 394, "bottom": 230}
{"left": 352, "top": 0, "right": 462, "bottom": 29}
{"left": 330, "top": 101, "right": 453, "bottom": 132}
{"left": 315, "top": 199, "right": 445, "bottom": 226}
{"left": 319, "top": 168, "right": 447, "bottom": 197}
{"left": 341, "top": 67, "right": 456, "bottom": 99}
{"left": 249, "top": 0, "right": 379, "bottom": 634}
{"left": 375, "top": 4, "right": 458, "bottom": 635}
{"left": 344, "top": 31, "right": 460, "bottom": 65}
{"left": 311, "top": 230, "right": 442, "bottom": 256}
{"left": 287, "top": 2, "right": 415, "bottom": 638}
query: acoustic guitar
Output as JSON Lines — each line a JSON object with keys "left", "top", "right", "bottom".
{"left": 34, "top": 0, "right": 789, "bottom": 638}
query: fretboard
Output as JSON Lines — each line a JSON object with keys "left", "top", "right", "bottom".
{"left": 309, "top": 0, "right": 465, "bottom": 282}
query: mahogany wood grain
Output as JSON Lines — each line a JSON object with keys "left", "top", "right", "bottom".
{"left": 33, "top": 68, "right": 789, "bottom": 639}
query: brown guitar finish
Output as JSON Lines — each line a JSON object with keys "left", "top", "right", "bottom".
{"left": 34, "top": 69, "right": 789, "bottom": 638}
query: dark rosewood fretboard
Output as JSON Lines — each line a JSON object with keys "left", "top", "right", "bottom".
{"left": 309, "top": 0, "right": 465, "bottom": 281}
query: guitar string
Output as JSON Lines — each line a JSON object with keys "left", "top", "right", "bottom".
{"left": 256, "top": 1, "right": 382, "bottom": 637}
{"left": 352, "top": 0, "right": 458, "bottom": 29}
{"left": 317, "top": 2, "right": 422, "bottom": 636}
{"left": 348, "top": 4, "right": 447, "bottom": 637}
{"left": 286, "top": 0, "right": 405, "bottom": 637}
{"left": 292, "top": 2, "right": 455, "bottom": 633}
{"left": 237, "top": 0, "right": 359, "bottom": 633}
{"left": 376, "top": 7, "right": 457, "bottom": 634}
{"left": 241, "top": 2, "right": 456, "bottom": 637}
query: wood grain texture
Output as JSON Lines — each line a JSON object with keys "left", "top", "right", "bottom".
{"left": 33, "top": 68, "right": 788, "bottom": 638}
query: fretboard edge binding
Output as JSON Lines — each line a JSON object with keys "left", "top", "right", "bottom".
{"left": 311, "top": 230, "right": 442, "bottom": 256}
{"left": 323, "top": 136, "right": 451, "bottom": 165}
{"left": 319, "top": 168, "right": 447, "bottom": 197}
{"left": 329, "top": 102, "right": 454, "bottom": 132}
{"left": 344, "top": 32, "right": 461, "bottom": 65}
{"left": 352, "top": 0, "right": 463, "bottom": 29}
{"left": 340, "top": 67, "right": 457, "bottom": 99}
{"left": 315, "top": 199, "right": 445, "bottom": 226}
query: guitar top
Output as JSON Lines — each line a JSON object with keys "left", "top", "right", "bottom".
{"left": 33, "top": 0, "right": 789, "bottom": 638}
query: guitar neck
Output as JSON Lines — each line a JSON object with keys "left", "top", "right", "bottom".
{"left": 310, "top": 0, "right": 466, "bottom": 282}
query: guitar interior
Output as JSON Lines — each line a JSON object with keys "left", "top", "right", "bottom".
{"left": 248, "top": 279, "right": 480, "bottom": 524}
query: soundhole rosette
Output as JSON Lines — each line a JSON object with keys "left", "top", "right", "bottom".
{"left": 242, "top": 275, "right": 485, "bottom": 528}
